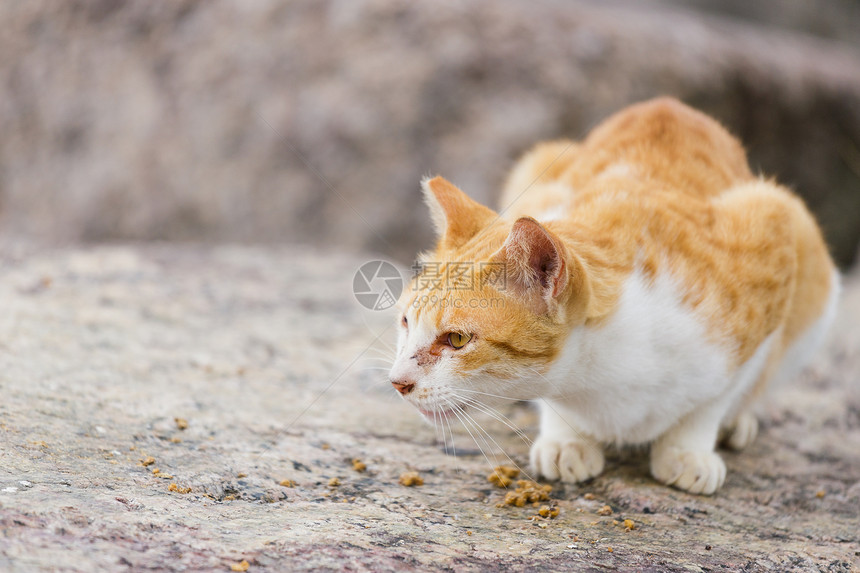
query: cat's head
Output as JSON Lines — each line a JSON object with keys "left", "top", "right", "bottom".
{"left": 388, "top": 176, "right": 589, "bottom": 419}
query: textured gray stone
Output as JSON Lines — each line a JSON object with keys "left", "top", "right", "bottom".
{"left": 0, "top": 244, "right": 858, "bottom": 571}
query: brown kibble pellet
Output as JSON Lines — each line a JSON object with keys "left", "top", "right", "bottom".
{"left": 538, "top": 505, "right": 551, "bottom": 517}
{"left": 140, "top": 456, "right": 156, "bottom": 467}
{"left": 352, "top": 459, "right": 367, "bottom": 472}
{"left": 328, "top": 477, "right": 340, "bottom": 487}
{"left": 487, "top": 466, "right": 519, "bottom": 488}
{"left": 607, "top": 547, "right": 613, "bottom": 553}
{"left": 237, "top": 473, "right": 247, "bottom": 479}
{"left": 175, "top": 417, "right": 189, "bottom": 430}
{"left": 321, "top": 443, "right": 331, "bottom": 450}
{"left": 399, "top": 472, "right": 423, "bottom": 487}
{"left": 623, "top": 519, "right": 636, "bottom": 530}
{"left": 597, "top": 505, "right": 612, "bottom": 516}
{"left": 279, "top": 479, "right": 295, "bottom": 487}
{"left": 549, "top": 507, "right": 560, "bottom": 518}
{"left": 168, "top": 483, "right": 191, "bottom": 494}
{"left": 583, "top": 493, "right": 595, "bottom": 500}
{"left": 815, "top": 490, "right": 826, "bottom": 498}
{"left": 501, "top": 479, "right": 551, "bottom": 509}
{"left": 230, "top": 560, "right": 250, "bottom": 572}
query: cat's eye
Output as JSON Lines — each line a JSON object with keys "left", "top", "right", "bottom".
{"left": 447, "top": 332, "right": 472, "bottom": 349}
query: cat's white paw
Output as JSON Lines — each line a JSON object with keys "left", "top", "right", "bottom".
{"left": 723, "top": 411, "right": 758, "bottom": 451}
{"left": 530, "top": 437, "right": 605, "bottom": 483}
{"left": 651, "top": 447, "right": 726, "bottom": 495}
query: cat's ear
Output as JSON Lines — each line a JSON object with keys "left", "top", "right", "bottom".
{"left": 422, "top": 176, "right": 497, "bottom": 249}
{"left": 490, "top": 217, "right": 569, "bottom": 314}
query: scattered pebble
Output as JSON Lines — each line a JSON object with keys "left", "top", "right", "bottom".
{"left": 19, "top": 481, "right": 32, "bottom": 488}
{"left": 2, "top": 487, "right": 18, "bottom": 493}
{"left": 705, "top": 544, "right": 712, "bottom": 551}
{"left": 399, "top": 472, "right": 423, "bottom": 487}
{"left": 583, "top": 493, "right": 596, "bottom": 500}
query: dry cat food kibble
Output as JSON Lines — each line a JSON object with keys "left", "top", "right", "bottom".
{"left": 140, "top": 456, "right": 156, "bottom": 467}
{"left": 623, "top": 519, "right": 636, "bottom": 530}
{"left": 352, "top": 459, "right": 367, "bottom": 472}
{"left": 168, "top": 483, "right": 192, "bottom": 494}
{"left": 230, "top": 560, "right": 250, "bottom": 572}
{"left": 174, "top": 417, "right": 189, "bottom": 430}
{"left": 328, "top": 478, "right": 340, "bottom": 487}
{"left": 597, "top": 505, "right": 613, "bottom": 516}
{"left": 487, "top": 465, "right": 520, "bottom": 488}
{"left": 537, "top": 505, "right": 560, "bottom": 519}
{"left": 279, "top": 479, "right": 295, "bottom": 487}
{"left": 500, "top": 480, "right": 553, "bottom": 507}
{"left": 399, "top": 472, "right": 424, "bottom": 486}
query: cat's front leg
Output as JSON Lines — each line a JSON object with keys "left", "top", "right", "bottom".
{"left": 650, "top": 398, "right": 730, "bottom": 495}
{"left": 530, "top": 399, "right": 605, "bottom": 483}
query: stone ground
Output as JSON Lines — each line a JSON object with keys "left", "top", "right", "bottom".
{"left": 0, "top": 243, "right": 858, "bottom": 572}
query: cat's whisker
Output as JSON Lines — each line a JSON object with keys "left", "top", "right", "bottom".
{"left": 454, "top": 388, "right": 526, "bottom": 401}
{"left": 447, "top": 401, "right": 499, "bottom": 474}
{"left": 453, "top": 394, "right": 533, "bottom": 447}
{"left": 451, "top": 402, "right": 536, "bottom": 483}
{"left": 443, "top": 407, "right": 458, "bottom": 463}
{"left": 360, "top": 350, "right": 394, "bottom": 358}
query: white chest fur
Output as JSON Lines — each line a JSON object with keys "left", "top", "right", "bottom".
{"left": 542, "top": 269, "right": 755, "bottom": 445}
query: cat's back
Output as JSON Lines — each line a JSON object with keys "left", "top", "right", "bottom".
{"left": 568, "top": 97, "right": 753, "bottom": 199}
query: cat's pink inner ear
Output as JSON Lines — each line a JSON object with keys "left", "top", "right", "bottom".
{"left": 422, "top": 176, "right": 497, "bottom": 248}
{"left": 500, "top": 217, "right": 568, "bottom": 302}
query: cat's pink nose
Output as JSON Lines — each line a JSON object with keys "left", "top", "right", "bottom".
{"left": 391, "top": 379, "right": 416, "bottom": 396}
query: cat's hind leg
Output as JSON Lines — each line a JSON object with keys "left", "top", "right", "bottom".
{"left": 720, "top": 409, "right": 759, "bottom": 451}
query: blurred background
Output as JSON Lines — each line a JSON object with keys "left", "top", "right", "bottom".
{"left": 1, "top": 0, "right": 859, "bottom": 267}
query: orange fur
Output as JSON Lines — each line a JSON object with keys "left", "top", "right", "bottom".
{"left": 393, "top": 97, "right": 838, "bottom": 494}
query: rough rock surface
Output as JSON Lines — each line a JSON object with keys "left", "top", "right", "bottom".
{"left": 1, "top": 0, "right": 859, "bottom": 266}
{"left": 0, "top": 244, "right": 858, "bottom": 572}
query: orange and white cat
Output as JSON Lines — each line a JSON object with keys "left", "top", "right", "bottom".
{"left": 388, "top": 97, "right": 839, "bottom": 494}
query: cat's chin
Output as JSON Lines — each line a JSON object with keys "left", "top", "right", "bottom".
{"left": 416, "top": 407, "right": 457, "bottom": 421}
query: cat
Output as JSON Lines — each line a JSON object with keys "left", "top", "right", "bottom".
{"left": 388, "top": 97, "right": 839, "bottom": 495}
